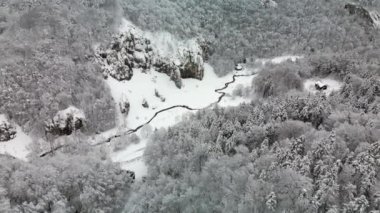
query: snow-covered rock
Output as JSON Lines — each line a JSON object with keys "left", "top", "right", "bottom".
{"left": 235, "top": 64, "right": 243, "bottom": 71}
{"left": 148, "top": 33, "right": 206, "bottom": 81}
{"left": 0, "top": 115, "right": 16, "bottom": 142}
{"left": 304, "top": 78, "right": 342, "bottom": 95}
{"left": 45, "top": 106, "right": 85, "bottom": 136}
{"left": 142, "top": 99, "right": 149, "bottom": 108}
{"left": 154, "top": 89, "right": 166, "bottom": 102}
{"left": 96, "top": 29, "right": 154, "bottom": 81}
{"left": 178, "top": 52, "right": 204, "bottom": 80}
{"left": 119, "top": 94, "right": 130, "bottom": 115}
{"left": 96, "top": 19, "right": 208, "bottom": 88}
{"left": 315, "top": 81, "right": 328, "bottom": 91}
{"left": 176, "top": 39, "right": 205, "bottom": 80}
{"left": 345, "top": 3, "right": 380, "bottom": 29}
{"left": 153, "top": 57, "right": 183, "bottom": 88}
{"left": 261, "top": 0, "right": 278, "bottom": 8}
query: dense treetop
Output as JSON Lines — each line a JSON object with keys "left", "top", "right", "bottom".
{"left": 122, "top": 0, "right": 380, "bottom": 75}
{"left": 0, "top": 0, "right": 379, "bottom": 212}
{"left": 0, "top": 0, "right": 121, "bottom": 135}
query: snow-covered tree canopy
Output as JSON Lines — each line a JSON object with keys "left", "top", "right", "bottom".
{"left": 0, "top": 0, "right": 379, "bottom": 212}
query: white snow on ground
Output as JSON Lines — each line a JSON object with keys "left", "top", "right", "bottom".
{"left": 106, "top": 64, "right": 236, "bottom": 179}
{"left": 110, "top": 12, "right": 307, "bottom": 180}
{"left": 0, "top": 115, "right": 32, "bottom": 161}
{"left": 106, "top": 55, "right": 303, "bottom": 131}
{"left": 256, "top": 55, "right": 303, "bottom": 65}
{"left": 304, "top": 78, "right": 343, "bottom": 95}
{"left": 218, "top": 68, "right": 260, "bottom": 107}
{"left": 108, "top": 52, "right": 302, "bottom": 179}
{"left": 0, "top": 114, "right": 7, "bottom": 124}
{"left": 112, "top": 136, "right": 148, "bottom": 179}
{"left": 105, "top": 64, "right": 231, "bottom": 130}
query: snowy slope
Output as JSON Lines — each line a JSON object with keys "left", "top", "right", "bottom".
{"left": 105, "top": 64, "right": 231, "bottom": 129}
{"left": 0, "top": 115, "right": 32, "bottom": 160}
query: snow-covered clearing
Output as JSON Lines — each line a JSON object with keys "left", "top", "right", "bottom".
{"left": 0, "top": 115, "right": 32, "bottom": 161}
{"left": 105, "top": 18, "right": 308, "bottom": 180}
{"left": 108, "top": 53, "right": 303, "bottom": 179}
{"left": 105, "top": 64, "right": 230, "bottom": 129}
{"left": 107, "top": 64, "right": 234, "bottom": 178}
{"left": 304, "top": 78, "right": 343, "bottom": 95}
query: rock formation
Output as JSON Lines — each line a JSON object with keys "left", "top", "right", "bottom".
{"left": 177, "top": 49, "right": 204, "bottom": 80}
{"left": 315, "top": 81, "right": 328, "bottom": 91}
{"left": 0, "top": 115, "right": 16, "bottom": 142}
{"left": 142, "top": 99, "right": 149, "bottom": 108}
{"left": 96, "top": 22, "right": 209, "bottom": 88}
{"left": 345, "top": 3, "right": 380, "bottom": 29}
{"left": 154, "top": 89, "right": 166, "bottom": 102}
{"left": 261, "top": 0, "right": 278, "bottom": 8}
{"left": 153, "top": 57, "right": 183, "bottom": 88}
{"left": 96, "top": 30, "right": 154, "bottom": 81}
{"left": 119, "top": 94, "right": 131, "bottom": 115}
{"left": 45, "top": 106, "right": 85, "bottom": 136}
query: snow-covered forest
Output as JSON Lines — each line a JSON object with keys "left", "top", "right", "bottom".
{"left": 0, "top": 0, "right": 380, "bottom": 212}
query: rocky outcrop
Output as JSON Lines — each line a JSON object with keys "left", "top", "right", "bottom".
{"left": 119, "top": 94, "right": 130, "bottom": 115}
{"left": 45, "top": 107, "right": 85, "bottom": 136}
{"left": 155, "top": 89, "right": 166, "bottom": 102}
{"left": 151, "top": 40, "right": 205, "bottom": 84}
{"left": 178, "top": 49, "right": 204, "bottom": 80}
{"left": 96, "top": 29, "right": 154, "bottom": 81}
{"left": 153, "top": 57, "right": 183, "bottom": 88}
{"left": 142, "top": 99, "right": 149, "bottom": 108}
{"left": 96, "top": 22, "right": 209, "bottom": 88}
{"left": 315, "top": 81, "right": 328, "bottom": 91}
{"left": 260, "top": 0, "right": 278, "bottom": 8}
{"left": 345, "top": 3, "right": 380, "bottom": 28}
{"left": 0, "top": 115, "right": 16, "bottom": 142}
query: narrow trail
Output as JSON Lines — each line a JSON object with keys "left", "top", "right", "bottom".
{"left": 40, "top": 72, "right": 255, "bottom": 157}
